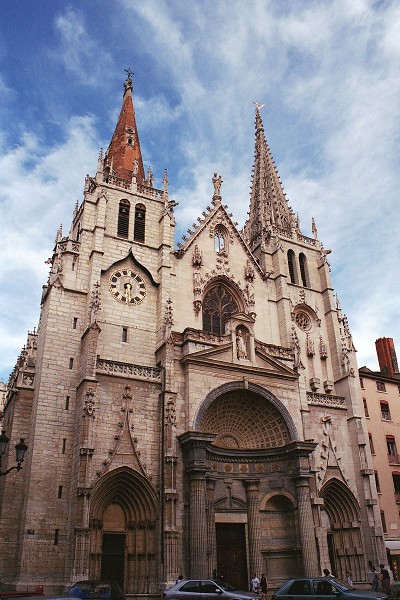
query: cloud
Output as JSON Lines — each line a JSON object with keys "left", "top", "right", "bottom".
{"left": 0, "top": 114, "right": 99, "bottom": 379}
{"left": 52, "top": 7, "right": 114, "bottom": 85}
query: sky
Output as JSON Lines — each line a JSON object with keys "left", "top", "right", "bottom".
{"left": 0, "top": 0, "right": 399, "bottom": 382}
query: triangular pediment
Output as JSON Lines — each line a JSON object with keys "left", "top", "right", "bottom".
{"left": 175, "top": 201, "right": 268, "bottom": 281}
{"left": 180, "top": 339, "right": 297, "bottom": 380}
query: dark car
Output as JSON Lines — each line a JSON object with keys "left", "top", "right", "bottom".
{"left": 272, "top": 577, "right": 388, "bottom": 600}
{"left": 44, "top": 581, "right": 124, "bottom": 600}
{"left": 163, "top": 579, "right": 258, "bottom": 600}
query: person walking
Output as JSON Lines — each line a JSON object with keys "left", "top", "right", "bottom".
{"left": 370, "top": 566, "right": 380, "bottom": 592}
{"left": 344, "top": 571, "right": 353, "bottom": 587}
{"left": 260, "top": 574, "right": 267, "bottom": 599}
{"left": 250, "top": 574, "right": 260, "bottom": 594}
{"left": 380, "top": 564, "right": 391, "bottom": 595}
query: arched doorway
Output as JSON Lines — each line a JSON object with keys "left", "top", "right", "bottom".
{"left": 180, "top": 382, "right": 316, "bottom": 584}
{"left": 320, "top": 478, "right": 364, "bottom": 581}
{"left": 89, "top": 467, "right": 158, "bottom": 594}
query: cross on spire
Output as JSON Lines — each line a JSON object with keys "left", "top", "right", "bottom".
{"left": 124, "top": 68, "right": 133, "bottom": 81}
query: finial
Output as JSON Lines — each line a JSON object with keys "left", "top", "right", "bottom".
{"left": 123, "top": 69, "right": 133, "bottom": 95}
{"left": 254, "top": 101, "right": 266, "bottom": 111}
{"left": 163, "top": 169, "right": 169, "bottom": 198}
{"left": 124, "top": 68, "right": 133, "bottom": 82}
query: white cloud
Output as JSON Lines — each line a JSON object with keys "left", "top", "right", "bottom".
{"left": 1, "top": 0, "right": 399, "bottom": 379}
{"left": 52, "top": 7, "right": 114, "bottom": 84}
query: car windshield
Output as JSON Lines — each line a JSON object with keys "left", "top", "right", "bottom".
{"left": 67, "top": 583, "right": 112, "bottom": 599}
{"left": 213, "top": 580, "right": 237, "bottom": 592}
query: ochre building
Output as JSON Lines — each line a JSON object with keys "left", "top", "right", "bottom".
{"left": 359, "top": 338, "right": 400, "bottom": 579}
{"left": 0, "top": 75, "right": 386, "bottom": 596}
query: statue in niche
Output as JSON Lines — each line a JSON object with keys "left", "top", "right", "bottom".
{"left": 236, "top": 329, "right": 247, "bottom": 360}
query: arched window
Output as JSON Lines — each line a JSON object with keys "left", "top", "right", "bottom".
{"left": 134, "top": 203, "right": 146, "bottom": 243}
{"left": 214, "top": 226, "right": 227, "bottom": 255}
{"left": 299, "top": 253, "right": 309, "bottom": 287}
{"left": 287, "top": 250, "right": 298, "bottom": 284}
{"left": 203, "top": 284, "right": 239, "bottom": 335}
{"left": 117, "top": 200, "right": 130, "bottom": 238}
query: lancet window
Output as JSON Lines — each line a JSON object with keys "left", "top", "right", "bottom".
{"left": 287, "top": 249, "right": 298, "bottom": 284}
{"left": 214, "top": 226, "right": 227, "bottom": 255}
{"left": 203, "top": 284, "right": 239, "bottom": 335}
{"left": 117, "top": 200, "right": 130, "bottom": 238}
{"left": 134, "top": 203, "right": 146, "bottom": 243}
{"left": 299, "top": 253, "right": 309, "bottom": 287}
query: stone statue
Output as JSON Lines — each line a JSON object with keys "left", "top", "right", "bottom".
{"left": 236, "top": 330, "right": 247, "bottom": 359}
{"left": 212, "top": 173, "right": 222, "bottom": 197}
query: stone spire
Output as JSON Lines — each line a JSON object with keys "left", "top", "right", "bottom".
{"left": 244, "top": 105, "right": 293, "bottom": 250}
{"left": 104, "top": 71, "right": 145, "bottom": 184}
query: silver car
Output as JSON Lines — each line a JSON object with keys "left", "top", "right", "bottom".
{"left": 163, "top": 579, "right": 258, "bottom": 600}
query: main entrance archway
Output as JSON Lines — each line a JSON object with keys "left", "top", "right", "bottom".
{"left": 89, "top": 467, "right": 158, "bottom": 594}
{"left": 180, "top": 381, "right": 318, "bottom": 583}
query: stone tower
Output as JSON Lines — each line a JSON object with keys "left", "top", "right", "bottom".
{"left": 0, "top": 77, "right": 385, "bottom": 595}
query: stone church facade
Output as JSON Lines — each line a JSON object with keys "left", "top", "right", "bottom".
{"left": 0, "top": 75, "right": 386, "bottom": 596}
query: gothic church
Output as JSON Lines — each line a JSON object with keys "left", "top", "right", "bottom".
{"left": 0, "top": 74, "right": 386, "bottom": 596}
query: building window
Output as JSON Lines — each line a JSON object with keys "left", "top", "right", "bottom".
{"left": 387, "top": 436, "right": 399, "bottom": 464}
{"left": 69, "top": 358, "right": 74, "bottom": 369}
{"left": 203, "top": 284, "right": 239, "bottom": 336}
{"left": 65, "top": 396, "right": 70, "bottom": 410}
{"left": 287, "top": 250, "right": 298, "bottom": 284}
{"left": 375, "top": 471, "right": 381, "bottom": 494}
{"left": 369, "top": 433, "right": 375, "bottom": 455}
{"left": 363, "top": 398, "right": 369, "bottom": 417}
{"left": 134, "top": 204, "right": 146, "bottom": 242}
{"left": 62, "top": 438, "right": 66, "bottom": 454}
{"left": 381, "top": 401, "right": 391, "bottom": 421}
{"left": 73, "top": 317, "right": 78, "bottom": 329}
{"left": 381, "top": 510, "right": 387, "bottom": 533}
{"left": 214, "top": 226, "right": 227, "bottom": 255}
{"left": 54, "top": 529, "right": 59, "bottom": 545}
{"left": 118, "top": 200, "right": 130, "bottom": 238}
{"left": 359, "top": 377, "right": 364, "bottom": 389}
{"left": 58, "top": 485, "right": 63, "bottom": 499}
{"left": 393, "top": 474, "right": 400, "bottom": 502}
{"left": 376, "top": 380, "right": 386, "bottom": 392}
{"left": 122, "top": 327, "right": 128, "bottom": 343}
{"left": 299, "top": 253, "right": 309, "bottom": 287}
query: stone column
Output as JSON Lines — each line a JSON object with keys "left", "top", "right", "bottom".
{"left": 245, "top": 479, "right": 263, "bottom": 578}
{"left": 206, "top": 477, "right": 217, "bottom": 577}
{"left": 189, "top": 472, "right": 208, "bottom": 578}
{"left": 296, "top": 477, "right": 319, "bottom": 576}
{"left": 178, "top": 431, "right": 216, "bottom": 579}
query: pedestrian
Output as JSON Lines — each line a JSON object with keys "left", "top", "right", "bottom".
{"left": 250, "top": 574, "right": 260, "bottom": 594}
{"left": 260, "top": 574, "right": 267, "bottom": 599}
{"left": 380, "top": 564, "right": 391, "bottom": 595}
{"left": 345, "top": 571, "right": 353, "bottom": 587}
{"left": 370, "top": 566, "right": 379, "bottom": 592}
{"left": 323, "top": 569, "right": 333, "bottom": 578}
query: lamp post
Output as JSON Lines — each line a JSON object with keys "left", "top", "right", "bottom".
{"left": 0, "top": 430, "right": 28, "bottom": 477}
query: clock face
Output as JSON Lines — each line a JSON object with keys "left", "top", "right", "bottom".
{"left": 109, "top": 269, "right": 146, "bottom": 305}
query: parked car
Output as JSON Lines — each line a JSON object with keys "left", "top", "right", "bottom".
{"left": 0, "top": 593, "right": 45, "bottom": 600}
{"left": 44, "top": 581, "right": 124, "bottom": 600}
{"left": 271, "top": 577, "right": 388, "bottom": 600}
{"left": 163, "top": 579, "right": 259, "bottom": 600}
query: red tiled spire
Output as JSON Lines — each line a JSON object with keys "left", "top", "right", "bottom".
{"left": 104, "top": 73, "right": 145, "bottom": 184}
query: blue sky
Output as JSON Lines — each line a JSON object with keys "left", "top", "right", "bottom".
{"left": 1, "top": 0, "right": 400, "bottom": 382}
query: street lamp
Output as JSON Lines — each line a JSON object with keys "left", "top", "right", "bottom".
{"left": 0, "top": 430, "right": 28, "bottom": 477}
